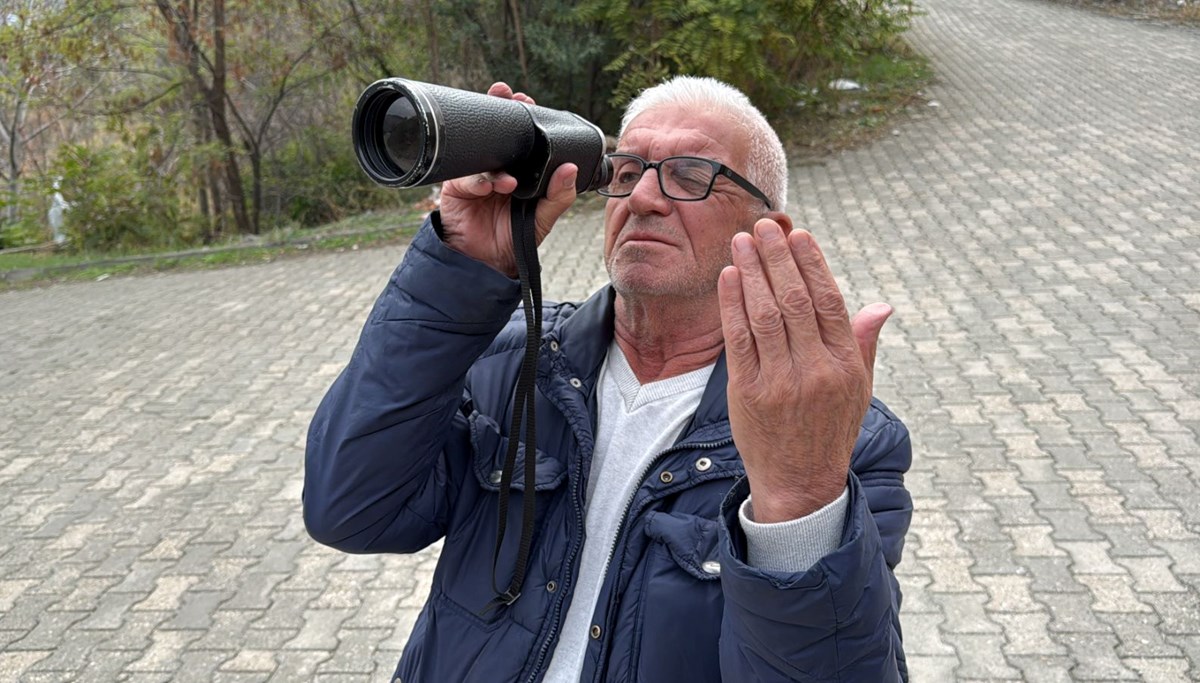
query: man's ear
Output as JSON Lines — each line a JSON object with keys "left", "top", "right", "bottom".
{"left": 766, "top": 210, "right": 794, "bottom": 233}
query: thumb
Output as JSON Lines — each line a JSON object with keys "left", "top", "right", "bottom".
{"left": 850, "top": 302, "right": 894, "bottom": 387}
{"left": 534, "top": 164, "right": 579, "bottom": 243}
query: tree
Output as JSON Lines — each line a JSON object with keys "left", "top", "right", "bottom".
{"left": 154, "top": 0, "right": 253, "bottom": 236}
{"left": 0, "top": 0, "right": 108, "bottom": 228}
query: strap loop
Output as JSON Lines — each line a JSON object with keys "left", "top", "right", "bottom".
{"left": 484, "top": 197, "right": 543, "bottom": 615}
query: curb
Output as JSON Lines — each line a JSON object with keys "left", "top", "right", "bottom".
{"left": 0, "top": 222, "right": 421, "bottom": 284}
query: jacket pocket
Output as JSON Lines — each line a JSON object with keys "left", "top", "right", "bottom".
{"left": 642, "top": 510, "right": 723, "bottom": 581}
{"left": 433, "top": 411, "right": 568, "bottom": 632}
{"left": 469, "top": 412, "right": 566, "bottom": 492}
{"left": 628, "top": 511, "right": 724, "bottom": 683}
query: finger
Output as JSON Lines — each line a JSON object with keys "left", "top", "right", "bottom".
{"left": 850, "top": 302, "right": 893, "bottom": 388}
{"left": 752, "top": 219, "right": 823, "bottom": 357}
{"left": 717, "top": 265, "right": 760, "bottom": 382}
{"left": 511, "top": 92, "right": 537, "bottom": 106}
{"left": 487, "top": 82, "right": 514, "bottom": 99}
{"left": 788, "top": 230, "right": 856, "bottom": 359}
{"left": 731, "top": 231, "right": 790, "bottom": 369}
{"left": 533, "top": 164, "right": 578, "bottom": 243}
{"left": 443, "top": 172, "right": 518, "bottom": 199}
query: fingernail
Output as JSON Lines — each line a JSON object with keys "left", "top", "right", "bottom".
{"left": 757, "top": 222, "right": 781, "bottom": 241}
{"left": 733, "top": 233, "right": 754, "bottom": 254}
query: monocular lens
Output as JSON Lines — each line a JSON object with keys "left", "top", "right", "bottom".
{"left": 382, "top": 95, "right": 422, "bottom": 174}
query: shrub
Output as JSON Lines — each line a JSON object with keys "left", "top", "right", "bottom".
{"left": 263, "top": 124, "right": 418, "bottom": 229}
{"left": 54, "top": 143, "right": 200, "bottom": 253}
{"left": 579, "top": 0, "right": 917, "bottom": 116}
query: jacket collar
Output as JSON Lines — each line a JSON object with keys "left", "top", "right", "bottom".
{"left": 552, "top": 285, "right": 732, "bottom": 437}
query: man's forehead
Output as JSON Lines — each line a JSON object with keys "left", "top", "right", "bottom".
{"left": 617, "top": 107, "right": 745, "bottom": 161}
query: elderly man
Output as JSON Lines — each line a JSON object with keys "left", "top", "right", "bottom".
{"left": 304, "top": 76, "right": 912, "bottom": 682}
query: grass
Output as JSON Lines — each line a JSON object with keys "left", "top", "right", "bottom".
{"left": 0, "top": 208, "right": 425, "bottom": 290}
{"left": 777, "top": 40, "right": 934, "bottom": 162}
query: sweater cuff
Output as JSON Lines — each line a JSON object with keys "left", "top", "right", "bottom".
{"left": 738, "top": 486, "right": 849, "bottom": 573}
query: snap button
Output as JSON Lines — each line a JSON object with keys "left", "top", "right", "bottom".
{"left": 695, "top": 457, "right": 712, "bottom": 472}
{"left": 549, "top": 340, "right": 559, "bottom": 352}
{"left": 569, "top": 377, "right": 583, "bottom": 389}
{"left": 659, "top": 471, "right": 674, "bottom": 484}
{"left": 702, "top": 561, "right": 721, "bottom": 575}
{"left": 546, "top": 580, "right": 557, "bottom": 593}
{"left": 488, "top": 469, "right": 503, "bottom": 485}
{"left": 590, "top": 624, "right": 602, "bottom": 639}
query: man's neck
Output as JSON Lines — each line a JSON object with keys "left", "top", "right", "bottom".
{"left": 613, "top": 292, "right": 724, "bottom": 384}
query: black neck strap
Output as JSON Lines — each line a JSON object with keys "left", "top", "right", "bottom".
{"left": 484, "top": 197, "right": 543, "bottom": 613}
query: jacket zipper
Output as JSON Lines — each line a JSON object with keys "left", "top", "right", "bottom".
{"left": 522, "top": 426, "right": 592, "bottom": 683}
{"left": 587, "top": 436, "right": 735, "bottom": 683}
{"left": 601, "top": 437, "right": 734, "bottom": 575}
{"left": 525, "top": 436, "right": 734, "bottom": 683}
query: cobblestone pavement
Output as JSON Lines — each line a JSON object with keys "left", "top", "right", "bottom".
{"left": 2, "top": 0, "right": 1198, "bottom": 680}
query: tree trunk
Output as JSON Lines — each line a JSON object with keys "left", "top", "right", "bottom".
{"left": 2, "top": 99, "right": 28, "bottom": 225}
{"left": 247, "top": 140, "right": 262, "bottom": 235}
{"left": 155, "top": 0, "right": 251, "bottom": 236}
{"left": 209, "top": 0, "right": 253, "bottom": 234}
{"left": 506, "top": 0, "right": 530, "bottom": 90}
{"left": 425, "top": 0, "right": 440, "bottom": 82}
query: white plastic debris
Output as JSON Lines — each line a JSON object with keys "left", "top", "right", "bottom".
{"left": 828, "top": 79, "right": 863, "bottom": 91}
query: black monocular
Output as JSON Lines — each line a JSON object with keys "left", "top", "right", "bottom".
{"left": 352, "top": 78, "right": 611, "bottom": 199}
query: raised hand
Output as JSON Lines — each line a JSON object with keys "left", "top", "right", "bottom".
{"left": 437, "top": 83, "right": 578, "bottom": 277}
{"left": 718, "top": 219, "right": 893, "bottom": 523}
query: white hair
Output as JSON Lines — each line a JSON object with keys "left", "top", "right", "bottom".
{"left": 619, "top": 76, "right": 788, "bottom": 214}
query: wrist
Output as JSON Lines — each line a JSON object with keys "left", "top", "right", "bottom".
{"left": 745, "top": 476, "right": 847, "bottom": 523}
{"left": 435, "top": 213, "right": 518, "bottom": 278}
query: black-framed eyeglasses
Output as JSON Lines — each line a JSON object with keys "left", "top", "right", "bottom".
{"left": 596, "top": 154, "right": 773, "bottom": 210}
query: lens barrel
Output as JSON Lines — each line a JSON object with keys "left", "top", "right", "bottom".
{"left": 352, "top": 78, "right": 610, "bottom": 199}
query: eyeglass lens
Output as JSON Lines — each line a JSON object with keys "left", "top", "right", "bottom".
{"left": 606, "top": 156, "right": 715, "bottom": 200}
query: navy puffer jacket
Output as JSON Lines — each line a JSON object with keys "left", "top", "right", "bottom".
{"left": 304, "top": 218, "right": 913, "bottom": 682}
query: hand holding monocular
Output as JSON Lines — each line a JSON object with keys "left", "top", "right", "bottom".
{"left": 352, "top": 77, "right": 610, "bottom": 615}
{"left": 352, "top": 78, "right": 611, "bottom": 198}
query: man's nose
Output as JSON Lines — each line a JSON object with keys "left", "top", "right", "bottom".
{"left": 627, "top": 166, "right": 670, "bottom": 215}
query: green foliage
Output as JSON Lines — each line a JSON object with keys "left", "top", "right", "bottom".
{"left": 264, "top": 124, "right": 414, "bottom": 229}
{"left": 579, "top": 0, "right": 916, "bottom": 117}
{"left": 430, "top": 0, "right": 622, "bottom": 129}
{"left": 0, "top": 185, "right": 51, "bottom": 249}
{"left": 54, "top": 141, "right": 200, "bottom": 253}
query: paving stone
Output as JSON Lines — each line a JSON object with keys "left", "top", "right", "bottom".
{"left": 903, "top": 612, "right": 957, "bottom": 656}
{"left": 1138, "top": 593, "right": 1200, "bottom": 637}
{"left": 1113, "top": 557, "right": 1188, "bottom": 594}
{"left": 1006, "top": 525, "right": 1067, "bottom": 558}
{"left": 1154, "top": 540, "right": 1200, "bottom": 574}
{"left": 1058, "top": 541, "right": 1125, "bottom": 575}
{"left": 992, "top": 612, "right": 1065, "bottom": 657}
{"left": 1122, "top": 657, "right": 1192, "bottom": 683}
{"left": 1093, "top": 523, "right": 1168, "bottom": 559}
{"left": 1075, "top": 575, "right": 1153, "bottom": 614}
{"left": 1056, "top": 633, "right": 1138, "bottom": 680}
{"left": 904, "top": 654, "right": 959, "bottom": 682}
{"left": 1005, "top": 655, "right": 1075, "bottom": 683}
{"left": 282, "top": 608, "right": 356, "bottom": 651}
{"left": 1037, "top": 593, "right": 1113, "bottom": 635}
{"left": 951, "top": 633, "right": 1022, "bottom": 680}
{"left": 932, "top": 593, "right": 1003, "bottom": 635}
{"left": 1101, "top": 613, "right": 1184, "bottom": 659}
